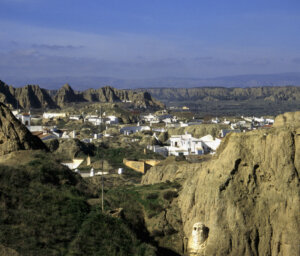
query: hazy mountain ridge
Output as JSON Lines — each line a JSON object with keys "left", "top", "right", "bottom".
{"left": 0, "top": 80, "right": 164, "bottom": 109}
{"left": 136, "top": 86, "right": 300, "bottom": 102}
{"left": 3, "top": 72, "right": 300, "bottom": 89}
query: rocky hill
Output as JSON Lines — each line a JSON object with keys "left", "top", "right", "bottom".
{"left": 0, "top": 81, "right": 57, "bottom": 109}
{"left": 80, "top": 86, "right": 164, "bottom": 109}
{"left": 53, "top": 83, "right": 82, "bottom": 107}
{"left": 0, "top": 80, "right": 164, "bottom": 109}
{"left": 0, "top": 102, "right": 47, "bottom": 155}
{"left": 142, "top": 111, "right": 300, "bottom": 255}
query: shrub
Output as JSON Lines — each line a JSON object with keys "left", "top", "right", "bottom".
{"left": 163, "top": 190, "right": 178, "bottom": 201}
{"left": 146, "top": 193, "right": 159, "bottom": 200}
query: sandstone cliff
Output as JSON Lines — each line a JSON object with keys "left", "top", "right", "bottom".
{"left": 273, "top": 111, "right": 300, "bottom": 128}
{"left": 143, "top": 113, "right": 300, "bottom": 255}
{"left": 0, "top": 103, "right": 47, "bottom": 155}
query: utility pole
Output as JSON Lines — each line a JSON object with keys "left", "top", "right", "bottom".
{"left": 99, "top": 105, "right": 104, "bottom": 212}
{"left": 99, "top": 106, "right": 102, "bottom": 133}
{"left": 101, "top": 159, "right": 104, "bottom": 212}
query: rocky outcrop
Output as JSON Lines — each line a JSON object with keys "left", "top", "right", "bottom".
{"left": 0, "top": 103, "right": 47, "bottom": 155}
{"left": 81, "top": 86, "right": 164, "bottom": 109}
{"left": 45, "top": 138, "right": 94, "bottom": 160}
{"left": 53, "top": 83, "right": 82, "bottom": 107}
{"left": 0, "top": 80, "right": 57, "bottom": 109}
{"left": 273, "top": 111, "right": 300, "bottom": 128}
{"left": 13, "top": 85, "right": 57, "bottom": 109}
{"left": 143, "top": 113, "right": 300, "bottom": 255}
{"left": 0, "top": 81, "right": 17, "bottom": 108}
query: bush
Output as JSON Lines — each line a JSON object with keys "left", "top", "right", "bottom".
{"left": 163, "top": 190, "right": 178, "bottom": 201}
{"left": 146, "top": 193, "right": 159, "bottom": 200}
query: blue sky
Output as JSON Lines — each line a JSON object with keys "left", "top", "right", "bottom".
{"left": 0, "top": 0, "right": 299, "bottom": 87}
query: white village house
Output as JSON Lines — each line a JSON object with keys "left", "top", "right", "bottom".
{"left": 84, "top": 115, "right": 104, "bottom": 126}
{"left": 84, "top": 115, "right": 119, "bottom": 126}
{"left": 165, "top": 133, "right": 222, "bottom": 156}
{"left": 120, "top": 126, "right": 151, "bottom": 135}
{"left": 105, "top": 115, "right": 119, "bottom": 125}
{"left": 166, "top": 133, "right": 204, "bottom": 156}
{"left": 12, "top": 110, "right": 31, "bottom": 126}
{"left": 43, "top": 112, "right": 66, "bottom": 119}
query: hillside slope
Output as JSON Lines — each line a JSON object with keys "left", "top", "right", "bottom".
{"left": 0, "top": 152, "right": 156, "bottom": 256}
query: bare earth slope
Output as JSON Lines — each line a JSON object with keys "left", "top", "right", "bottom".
{"left": 143, "top": 111, "right": 300, "bottom": 255}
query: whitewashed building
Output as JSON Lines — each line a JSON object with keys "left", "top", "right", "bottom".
{"left": 13, "top": 111, "right": 31, "bottom": 126}
{"left": 120, "top": 126, "right": 151, "bottom": 135}
{"left": 166, "top": 133, "right": 204, "bottom": 156}
{"left": 84, "top": 115, "right": 104, "bottom": 126}
{"left": 43, "top": 112, "right": 66, "bottom": 119}
{"left": 143, "top": 113, "right": 157, "bottom": 122}
{"left": 19, "top": 113, "right": 31, "bottom": 126}
{"left": 69, "top": 115, "right": 82, "bottom": 121}
{"left": 106, "top": 115, "right": 119, "bottom": 125}
{"left": 199, "top": 135, "right": 221, "bottom": 152}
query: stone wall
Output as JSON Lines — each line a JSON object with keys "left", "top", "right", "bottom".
{"left": 123, "top": 159, "right": 161, "bottom": 174}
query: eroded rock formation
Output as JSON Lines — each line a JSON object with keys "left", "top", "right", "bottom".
{"left": 0, "top": 103, "right": 47, "bottom": 155}
{"left": 143, "top": 112, "right": 300, "bottom": 255}
{"left": 0, "top": 80, "right": 164, "bottom": 110}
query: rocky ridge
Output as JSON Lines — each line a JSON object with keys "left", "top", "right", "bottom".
{"left": 0, "top": 103, "right": 47, "bottom": 155}
{"left": 142, "top": 111, "right": 300, "bottom": 255}
{"left": 0, "top": 80, "right": 164, "bottom": 109}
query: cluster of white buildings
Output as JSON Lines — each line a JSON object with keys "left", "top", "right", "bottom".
{"left": 242, "top": 116, "right": 274, "bottom": 125}
{"left": 148, "top": 132, "right": 222, "bottom": 157}
{"left": 142, "top": 112, "right": 204, "bottom": 128}
{"left": 13, "top": 107, "right": 276, "bottom": 160}
{"left": 84, "top": 115, "right": 119, "bottom": 126}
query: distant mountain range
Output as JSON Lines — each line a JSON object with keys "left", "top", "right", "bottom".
{"left": 135, "top": 86, "right": 300, "bottom": 102}
{"left": 2, "top": 72, "right": 300, "bottom": 90}
{"left": 0, "top": 80, "right": 163, "bottom": 110}
{"left": 1, "top": 78, "right": 300, "bottom": 111}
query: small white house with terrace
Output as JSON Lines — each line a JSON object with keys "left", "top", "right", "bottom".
{"left": 165, "top": 133, "right": 222, "bottom": 156}
{"left": 167, "top": 133, "right": 204, "bottom": 156}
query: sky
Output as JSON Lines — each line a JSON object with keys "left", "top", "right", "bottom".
{"left": 0, "top": 0, "right": 300, "bottom": 88}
